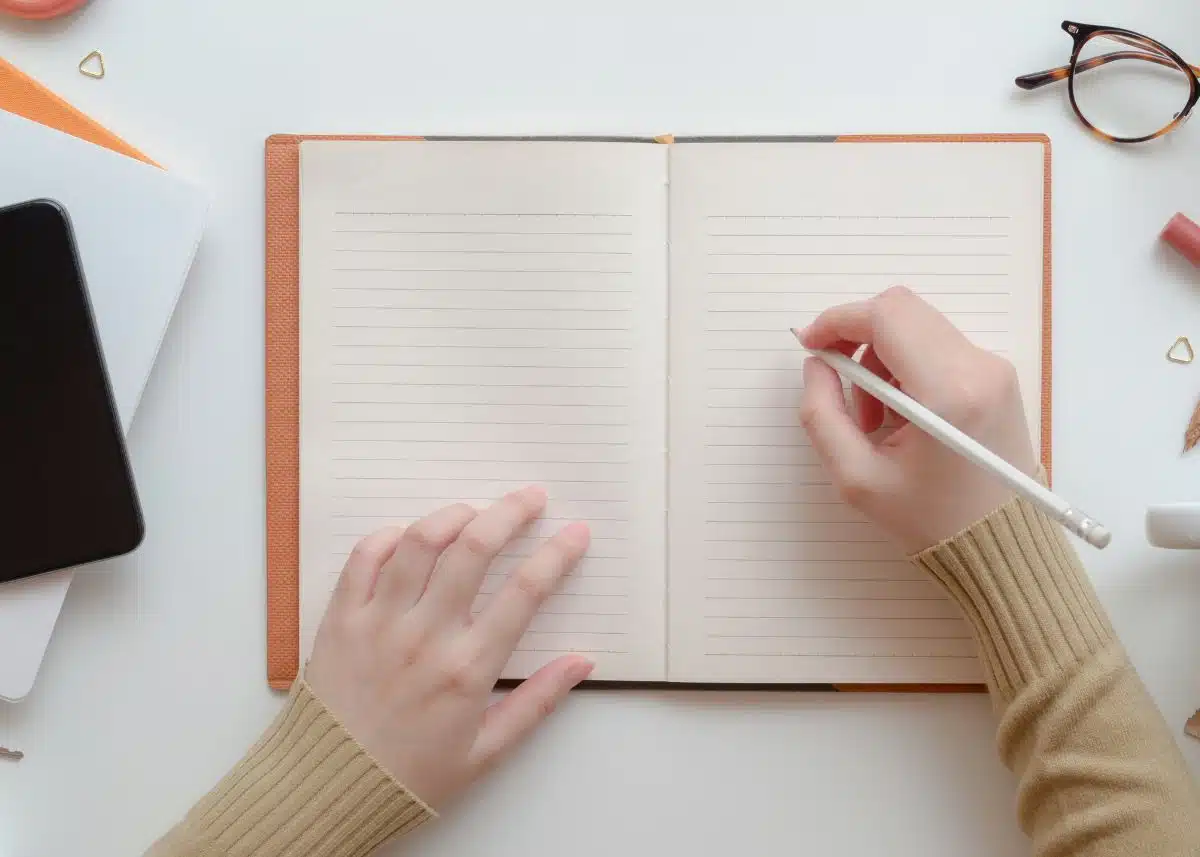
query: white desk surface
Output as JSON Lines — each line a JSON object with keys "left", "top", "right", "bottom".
{"left": 2, "top": 1, "right": 1199, "bottom": 855}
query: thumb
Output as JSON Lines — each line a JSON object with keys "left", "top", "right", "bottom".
{"left": 799, "top": 358, "right": 884, "bottom": 498}
{"left": 468, "top": 655, "right": 593, "bottom": 776}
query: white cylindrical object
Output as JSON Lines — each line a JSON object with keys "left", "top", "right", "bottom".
{"left": 1145, "top": 503, "right": 1200, "bottom": 549}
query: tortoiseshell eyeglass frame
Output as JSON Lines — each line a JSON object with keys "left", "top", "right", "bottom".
{"left": 1015, "top": 20, "right": 1200, "bottom": 144}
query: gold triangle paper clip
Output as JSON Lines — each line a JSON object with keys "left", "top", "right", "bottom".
{"left": 1167, "top": 336, "right": 1194, "bottom": 365}
{"left": 78, "top": 51, "right": 105, "bottom": 80}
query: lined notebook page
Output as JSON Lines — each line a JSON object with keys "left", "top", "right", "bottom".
{"left": 299, "top": 141, "right": 669, "bottom": 681}
{"left": 666, "top": 141, "right": 1045, "bottom": 683}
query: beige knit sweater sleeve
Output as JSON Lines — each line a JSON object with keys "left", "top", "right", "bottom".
{"left": 145, "top": 498, "right": 1200, "bottom": 856}
{"left": 142, "top": 680, "right": 433, "bottom": 857}
{"left": 914, "top": 495, "right": 1200, "bottom": 856}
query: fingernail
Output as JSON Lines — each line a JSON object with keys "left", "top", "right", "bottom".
{"left": 518, "top": 485, "right": 547, "bottom": 503}
{"left": 561, "top": 521, "right": 591, "bottom": 549}
{"left": 568, "top": 659, "right": 596, "bottom": 684}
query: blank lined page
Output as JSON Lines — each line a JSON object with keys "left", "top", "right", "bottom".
{"left": 666, "top": 141, "right": 1045, "bottom": 683}
{"left": 299, "top": 141, "right": 669, "bottom": 681}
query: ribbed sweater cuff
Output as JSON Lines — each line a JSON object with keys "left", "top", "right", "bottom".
{"left": 912, "top": 495, "right": 1115, "bottom": 702}
{"left": 167, "top": 679, "right": 433, "bottom": 857}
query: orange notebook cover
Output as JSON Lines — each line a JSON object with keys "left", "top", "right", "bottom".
{"left": 264, "top": 133, "right": 1052, "bottom": 691}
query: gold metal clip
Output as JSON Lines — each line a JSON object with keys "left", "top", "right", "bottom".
{"left": 1167, "top": 336, "right": 1194, "bottom": 364}
{"left": 78, "top": 50, "right": 105, "bottom": 80}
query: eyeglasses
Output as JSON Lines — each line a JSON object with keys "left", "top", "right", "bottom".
{"left": 1015, "top": 20, "right": 1200, "bottom": 144}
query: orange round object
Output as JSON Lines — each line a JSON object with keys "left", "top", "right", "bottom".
{"left": 0, "top": 0, "right": 89, "bottom": 19}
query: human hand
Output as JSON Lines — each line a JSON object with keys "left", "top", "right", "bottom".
{"left": 304, "top": 487, "right": 593, "bottom": 809}
{"left": 796, "top": 287, "right": 1037, "bottom": 554}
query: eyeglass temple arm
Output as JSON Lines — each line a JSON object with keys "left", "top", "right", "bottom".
{"left": 1015, "top": 51, "right": 1200, "bottom": 91}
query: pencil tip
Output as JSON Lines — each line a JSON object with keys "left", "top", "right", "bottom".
{"left": 790, "top": 327, "right": 803, "bottom": 341}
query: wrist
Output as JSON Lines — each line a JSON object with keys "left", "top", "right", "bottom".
{"left": 152, "top": 680, "right": 432, "bottom": 857}
{"left": 910, "top": 492, "right": 1114, "bottom": 701}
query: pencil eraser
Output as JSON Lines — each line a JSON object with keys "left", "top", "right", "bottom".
{"left": 1161, "top": 213, "right": 1200, "bottom": 269}
{"left": 1146, "top": 503, "right": 1200, "bottom": 549}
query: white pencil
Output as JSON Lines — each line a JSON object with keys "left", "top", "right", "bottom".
{"left": 794, "top": 336, "right": 1111, "bottom": 549}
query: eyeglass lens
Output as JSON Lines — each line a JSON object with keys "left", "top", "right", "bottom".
{"left": 1071, "top": 33, "right": 1192, "bottom": 140}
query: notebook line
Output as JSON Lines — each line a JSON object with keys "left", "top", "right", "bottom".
{"left": 705, "top": 538, "right": 889, "bottom": 545}
{"left": 700, "top": 558, "right": 902, "bottom": 565}
{"left": 331, "top": 514, "right": 629, "bottom": 523}
{"left": 334, "top": 211, "right": 635, "bottom": 218}
{"left": 534, "top": 610, "right": 629, "bottom": 617}
{"left": 707, "top": 232, "right": 1008, "bottom": 239}
{"left": 333, "top": 268, "right": 634, "bottom": 274}
{"left": 705, "top": 290, "right": 1008, "bottom": 296}
{"left": 333, "top": 288, "right": 636, "bottom": 295}
{"left": 706, "top": 271, "right": 1009, "bottom": 277}
{"left": 700, "top": 595, "right": 945, "bottom": 600}
{"left": 484, "top": 572, "right": 629, "bottom": 578}
{"left": 702, "top": 309, "right": 1008, "bottom": 316}
{"left": 331, "top": 419, "right": 628, "bottom": 427}
{"left": 704, "top": 214, "right": 1012, "bottom": 221}
{"left": 333, "top": 229, "right": 635, "bottom": 236}
{"left": 334, "top": 307, "right": 634, "bottom": 314}
{"left": 328, "top": 343, "right": 635, "bottom": 352}
{"left": 516, "top": 648, "right": 630, "bottom": 654}
{"left": 332, "top": 363, "right": 630, "bottom": 370}
{"left": 332, "top": 476, "right": 631, "bottom": 482}
{"left": 710, "top": 628, "right": 974, "bottom": 633}
{"left": 334, "top": 248, "right": 635, "bottom": 256}
{"left": 333, "top": 400, "right": 631, "bottom": 407}
{"left": 333, "top": 443, "right": 630, "bottom": 450}
{"left": 706, "top": 252, "right": 1011, "bottom": 258}
{"left": 701, "top": 652, "right": 975, "bottom": 659}
{"left": 520, "top": 629, "right": 627, "bottom": 636}
{"left": 706, "top": 577, "right": 917, "bottom": 583}
{"left": 336, "top": 495, "right": 631, "bottom": 504}
{"left": 705, "top": 405, "right": 801, "bottom": 410}
{"left": 705, "top": 614, "right": 965, "bottom": 621}
{"left": 328, "top": 325, "right": 631, "bottom": 331}
{"left": 334, "top": 268, "right": 632, "bottom": 275}
{"left": 332, "top": 381, "right": 630, "bottom": 389}
{"left": 332, "top": 456, "right": 632, "bottom": 465}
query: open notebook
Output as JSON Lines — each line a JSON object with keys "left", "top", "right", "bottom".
{"left": 268, "top": 134, "right": 1050, "bottom": 687}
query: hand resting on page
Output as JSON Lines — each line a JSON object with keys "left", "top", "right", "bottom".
{"left": 305, "top": 486, "right": 594, "bottom": 810}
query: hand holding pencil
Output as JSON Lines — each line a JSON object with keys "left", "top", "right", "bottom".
{"left": 793, "top": 287, "right": 1109, "bottom": 553}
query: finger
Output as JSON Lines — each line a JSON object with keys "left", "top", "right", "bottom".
{"left": 471, "top": 522, "right": 590, "bottom": 670}
{"left": 417, "top": 486, "right": 547, "bottom": 619}
{"left": 852, "top": 345, "right": 889, "bottom": 434}
{"left": 796, "top": 298, "right": 876, "bottom": 350}
{"left": 468, "top": 655, "right": 594, "bottom": 776}
{"left": 797, "top": 287, "right": 968, "bottom": 389}
{"left": 373, "top": 503, "right": 478, "bottom": 611}
{"left": 799, "top": 357, "right": 884, "bottom": 495}
{"left": 332, "top": 526, "right": 406, "bottom": 608}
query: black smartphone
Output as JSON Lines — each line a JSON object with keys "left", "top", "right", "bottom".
{"left": 0, "top": 199, "right": 144, "bottom": 582}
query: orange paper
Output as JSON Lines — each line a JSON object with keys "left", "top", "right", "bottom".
{"left": 0, "top": 55, "right": 154, "bottom": 165}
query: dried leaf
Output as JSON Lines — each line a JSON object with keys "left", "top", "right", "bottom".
{"left": 1187, "top": 709, "right": 1200, "bottom": 741}
{"left": 1186, "top": 399, "right": 1200, "bottom": 454}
